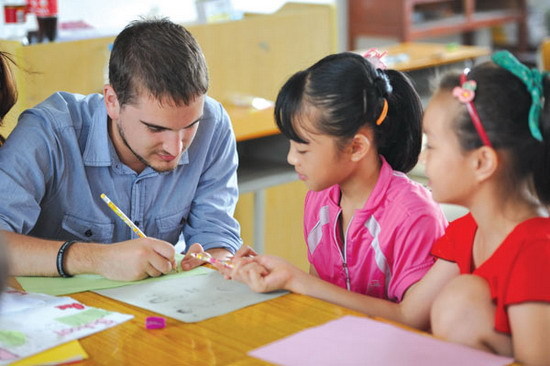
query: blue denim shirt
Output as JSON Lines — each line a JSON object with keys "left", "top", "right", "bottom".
{"left": 0, "top": 92, "right": 242, "bottom": 253}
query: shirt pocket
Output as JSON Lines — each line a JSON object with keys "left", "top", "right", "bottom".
{"left": 61, "top": 214, "right": 114, "bottom": 243}
{"left": 154, "top": 206, "right": 190, "bottom": 244}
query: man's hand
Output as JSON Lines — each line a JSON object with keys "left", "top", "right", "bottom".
{"left": 95, "top": 237, "right": 176, "bottom": 281}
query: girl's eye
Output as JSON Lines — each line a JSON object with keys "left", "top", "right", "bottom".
{"left": 296, "top": 150, "right": 308, "bottom": 154}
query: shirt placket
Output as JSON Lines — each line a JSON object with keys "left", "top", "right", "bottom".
{"left": 333, "top": 209, "right": 351, "bottom": 291}
{"left": 130, "top": 177, "right": 145, "bottom": 238}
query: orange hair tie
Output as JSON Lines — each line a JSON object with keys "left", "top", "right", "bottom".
{"left": 375, "top": 99, "right": 388, "bottom": 125}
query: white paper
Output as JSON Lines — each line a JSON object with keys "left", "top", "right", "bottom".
{"left": 0, "top": 288, "right": 59, "bottom": 315}
{"left": 95, "top": 269, "right": 287, "bottom": 322}
{"left": 0, "top": 288, "right": 133, "bottom": 365}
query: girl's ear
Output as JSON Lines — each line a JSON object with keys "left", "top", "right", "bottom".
{"left": 350, "top": 129, "right": 373, "bottom": 162}
{"left": 471, "top": 146, "right": 499, "bottom": 182}
{"left": 103, "top": 85, "right": 121, "bottom": 120}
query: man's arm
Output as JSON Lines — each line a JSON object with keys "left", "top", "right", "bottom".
{"left": 3, "top": 230, "right": 177, "bottom": 281}
{"left": 182, "top": 101, "right": 243, "bottom": 254}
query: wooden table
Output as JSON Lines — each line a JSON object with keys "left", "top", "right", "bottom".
{"left": 358, "top": 42, "right": 490, "bottom": 72}
{"left": 226, "top": 104, "right": 278, "bottom": 143}
{"left": 63, "top": 289, "right": 365, "bottom": 365}
{"left": 9, "top": 275, "right": 518, "bottom": 365}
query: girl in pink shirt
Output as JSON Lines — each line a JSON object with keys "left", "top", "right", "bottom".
{"left": 277, "top": 52, "right": 447, "bottom": 301}
{"left": 231, "top": 51, "right": 447, "bottom": 300}
{"left": 220, "top": 51, "right": 550, "bottom": 364}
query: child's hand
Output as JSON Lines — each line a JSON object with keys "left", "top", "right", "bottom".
{"left": 230, "top": 254, "right": 305, "bottom": 293}
{"left": 214, "top": 245, "right": 258, "bottom": 277}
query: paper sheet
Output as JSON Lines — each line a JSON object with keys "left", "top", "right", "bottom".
{"left": 249, "top": 315, "right": 514, "bottom": 366}
{"left": 0, "top": 288, "right": 131, "bottom": 365}
{"left": 96, "top": 269, "right": 287, "bottom": 322}
{"left": 10, "top": 340, "right": 88, "bottom": 366}
{"left": 17, "top": 255, "right": 210, "bottom": 295}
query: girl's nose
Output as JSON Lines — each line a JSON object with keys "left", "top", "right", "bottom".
{"left": 287, "top": 144, "right": 298, "bottom": 166}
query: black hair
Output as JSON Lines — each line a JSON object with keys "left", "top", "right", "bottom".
{"left": 274, "top": 52, "right": 422, "bottom": 173}
{"left": 437, "top": 62, "right": 550, "bottom": 204}
{"left": 0, "top": 51, "right": 17, "bottom": 145}
{"left": 109, "top": 18, "right": 208, "bottom": 107}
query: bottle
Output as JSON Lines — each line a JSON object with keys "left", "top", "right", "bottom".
{"left": 24, "top": 0, "right": 38, "bottom": 44}
{"left": 26, "top": 0, "right": 57, "bottom": 42}
{"left": 3, "top": 0, "right": 27, "bottom": 43}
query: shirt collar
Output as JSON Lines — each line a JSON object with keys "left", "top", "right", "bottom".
{"left": 360, "top": 155, "right": 394, "bottom": 211}
{"left": 327, "top": 155, "right": 394, "bottom": 212}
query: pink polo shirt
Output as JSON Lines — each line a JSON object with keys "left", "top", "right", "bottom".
{"left": 304, "top": 157, "right": 447, "bottom": 302}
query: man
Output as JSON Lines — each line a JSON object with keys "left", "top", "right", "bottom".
{"left": 0, "top": 19, "right": 242, "bottom": 281}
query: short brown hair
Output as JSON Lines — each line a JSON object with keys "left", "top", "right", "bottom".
{"left": 108, "top": 18, "right": 208, "bottom": 107}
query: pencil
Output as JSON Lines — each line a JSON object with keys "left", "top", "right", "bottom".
{"left": 100, "top": 193, "right": 146, "bottom": 238}
{"left": 190, "top": 252, "right": 234, "bottom": 269}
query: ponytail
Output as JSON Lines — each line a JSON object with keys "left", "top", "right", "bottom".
{"left": 376, "top": 69, "right": 422, "bottom": 173}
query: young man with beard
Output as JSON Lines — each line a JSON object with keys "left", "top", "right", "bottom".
{"left": 0, "top": 19, "right": 242, "bottom": 281}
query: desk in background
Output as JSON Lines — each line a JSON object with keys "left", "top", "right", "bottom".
{"left": 380, "top": 42, "right": 490, "bottom": 71}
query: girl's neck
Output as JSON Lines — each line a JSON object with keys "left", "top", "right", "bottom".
{"left": 469, "top": 188, "right": 542, "bottom": 266}
{"left": 339, "top": 154, "right": 381, "bottom": 211}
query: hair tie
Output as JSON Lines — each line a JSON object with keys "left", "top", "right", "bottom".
{"left": 491, "top": 50, "right": 548, "bottom": 142}
{"left": 453, "top": 72, "right": 493, "bottom": 147}
{"left": 363, "top": 48, "right": 387, "bottom": 70}
{"left": 375, "top": 99, "right": 388, "bottom": 125}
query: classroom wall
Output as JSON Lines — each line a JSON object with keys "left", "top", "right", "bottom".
{"left": 58, "top": 0, "right": 336, "bottom": 38}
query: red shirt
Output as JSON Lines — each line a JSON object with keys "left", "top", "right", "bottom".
{"left": 432, "top": 214, "right": 550, "bottom": 334}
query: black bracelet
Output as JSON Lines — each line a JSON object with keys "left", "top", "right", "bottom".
{"left": 56, "top": 240, "right": 78, "bottom": 278}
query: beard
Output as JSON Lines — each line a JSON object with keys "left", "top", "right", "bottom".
{"left": 117, "top": 122, "right": 179, "bottom": 173}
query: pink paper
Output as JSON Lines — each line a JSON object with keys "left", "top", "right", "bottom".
{"left": 248, "top": 316, "right": 514, "bottom": 366}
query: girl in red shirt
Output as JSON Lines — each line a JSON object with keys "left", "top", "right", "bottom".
{"left": 423, "top": 51, "right": 550, "bottom": 364}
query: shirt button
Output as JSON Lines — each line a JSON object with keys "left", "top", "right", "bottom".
{"left": 85, "top": 229, "right": 93, "bottom": 237}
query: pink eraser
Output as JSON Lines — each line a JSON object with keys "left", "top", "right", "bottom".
{"left": 145, "top": 316, "right": 166, "bottom": 329}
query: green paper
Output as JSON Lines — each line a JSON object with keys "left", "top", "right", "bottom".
{"left": 56, "top": 308, "right": 112, "bottom": 327}
{"left": 17, "top": 254, "right": 212, "bottom": 296}
{"left": 0, "top": 330, "right": 26, "bottom": 347}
